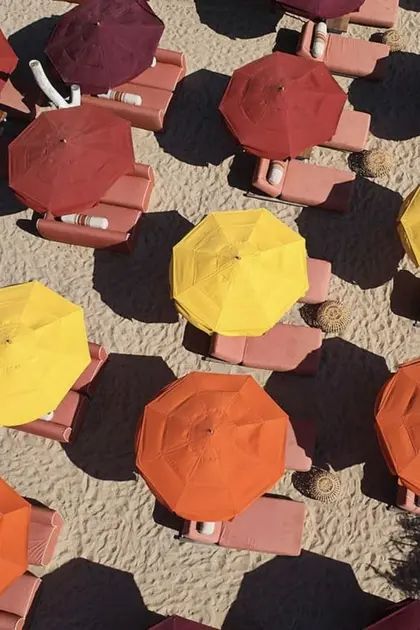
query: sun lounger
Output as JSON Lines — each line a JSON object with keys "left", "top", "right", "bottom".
{"left": 36, "top": 163, "right": 154, "bottom": 251}
{"left": 349, "top": 0, "right": 398, "bottom": 29}
{"left": 365, "top": 599, "right": 420, "bottom": 629}
{"left": 322, "top": 109, "right": 370, "bottom": 153}
{"left": 11, "top": 342, "right": 107, "bottom": 443}
{"left": 303, "top": 257, "right": 332, "bottom": 304}
{"left": 285, "top": 417, "right": 316, "bottom": 472}
{"left": 297, "top": 21, "right": 390, "bottom": 80}
{"left": 396, "top": 482, "right": 420, "bottom": 516}
{"left": 28, "top": 504, "right": 64, "bottom": 566}
{"left": 81, "top": 48, "right": 186, "bottom": 131}
{"left": 252, "top": 157, "right": 355, "bottom": 213}
{"left": 180, "top": 495, "right": 306, "bottom": 556}
{"left": 0, "top": 572, "right": 41, "bottom": 630}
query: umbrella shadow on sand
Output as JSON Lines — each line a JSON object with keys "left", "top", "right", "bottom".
{"left": 0, "top": 121, "right": 28, "bottom": 216}
{"left": 63, "top": 353, "right": 176, "bottom": 481}
{"left": 193, "top": 0, "right": 282, "bottom": 39}
{"left": 348, "top": 51, "right": 420, "bottom": 141}
{"left": 223, "top": 552, "right": 390, "bottom": 630}
{"left": 155, "top": 69, "right": 237, "bottom": 167}
{"left": 296, "top": 178, "right": 404, "bottom": 289}
{"left": 93, "top": 211, "right": 193, "bottom": 324}
{"left": 265, "top": 338, "right": 396, "bottom": 504}
{"left": 29, "top": 558, "right": 164, "bottom": 630}
{"left": 390, "top": 270, "right": 420, "bottom": 322}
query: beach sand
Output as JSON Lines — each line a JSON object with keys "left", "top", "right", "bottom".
{"left": 0, "top": 0, "right": 420, "bottom": 628}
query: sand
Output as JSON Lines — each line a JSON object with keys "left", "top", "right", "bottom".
{"left": 0, "top": 0, "right": 420, "bottom": 628}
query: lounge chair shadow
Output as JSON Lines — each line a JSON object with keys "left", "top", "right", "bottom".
{"left": 93, "top": 211, "right": 193, "bottom": 324}
{"left": 29, "top": 558, "right": 164, "bottom": 630}
{"left": 152, "top": 501, "right": 184, "bottom": 532}
{"left": 227, "top": 151, "right": 256, "bottom": 193}
{"left": 272, "top": 27, "right": 300, "bottom": 53}
{"left": 63, "top": 353, "right": 176, "bottom": 481}
{"left": 390, "top": 270, "right": 420, "bottom": 321}
{"left": 348, "top": 51, "right": 420, "bottom": 141}
{"left": 296, "top": 178, "right": 404, "bottom": 289}
{"left": 223, "top": 552, "right": 390, "bottom": 630}
{"left": 155, "top": 69, "right": 237, "bottom": 167}
{"left": 193, "top": 0, "right": 282, "bottom": 39}
{"left": 0, "top": 121, "right": 28, "bottom": 216}
{"left": 265, "top": 338, "right": 394, "bottom": 502}
{"left": 182, "top": 323, "right": 211, "bottom": 357}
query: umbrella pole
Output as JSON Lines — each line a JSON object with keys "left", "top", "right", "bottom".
{"left": 29, "top": 60, "right": 71, "bottom": 109}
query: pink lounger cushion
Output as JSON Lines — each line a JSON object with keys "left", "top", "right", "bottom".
{"left": 349, "top": 0, "right": 398, "bottom": 28}
{"left": 36, "top": 163, "right": 154, "bottom": 251}
{"left": 0, "top": 573, "right": 41, "bottom": 630}
{"left": 210, "top": 323, "right": 323, "bottom": 375}
{"left": 28, "top": 505, "right": 64, "bottom": 567}
{"left": 285, "top": 417, "right": 316, "bottom": 472}
{"left": 81, "top": 48, "right": 186, "bottom": 131}
{"left": 253, "top": 157, "right": 355, "bottom": 213}
{"left": 322, "top": 109, "right": 370, "bottom": 153}
{"left": 302, "top": 258, "right": 331, "bottom": 304}
{"left": 11, "top": 342, "right": 107, "bottom": 443}
{"left": 182, "top": 496, "right": 306, "bottom": 556}
{"left": 297, "top": 21, "right": 390, "bottom": 80}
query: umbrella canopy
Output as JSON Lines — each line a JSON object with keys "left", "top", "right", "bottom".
{"left": 397, "top": 185, "right": 420, "bottom": 266}
{"left": 135, "top": 372, "right": 288, "bottom": 521}
{"left": 151, "top": 616, "right": 216, "bottom": 630}
{"left": 171, "top": 208, "right": 308, "bottom": 336}
{"left": 0, "top": 281, "right": 90, "bottom": 427}
{"left": 280, "top": 0, "right": 364, "bottom": 19}
{"left": 219, "top": 52, "right": 346, "bottom": 160}
{"left": 8, "top": 104, "right": 134, "bottom": 216}
{"left": 0, "top": 29, "right": 18, "bottom": 94}
{"left": 0, "top": 479, "right": 30, "bottom": 595}
{"left": 375, "top": 358, "right": 420, "bottom": 494}
{"left": 46, "top": 0, "right": 164, "bottom": 94}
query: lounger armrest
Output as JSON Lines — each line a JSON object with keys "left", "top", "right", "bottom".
{"left": 0, "top": 611, "right": 21, "bottom": 629}
{"left": 209, "top": 334, "right": 246, "bottom": 364}
{"left": 36, "top": 217, "right": 130, "bottom": 249}
{"left": 13, "top": 419, "right": 72, "bottom": 442}
{"left": 133, "top": 162, "right": 155, "bottom": 184}
{"left": 155, "top": 48, "right": 186, "bottom": 70}
{"left": 0, "top": 573, "right": 41, "bottom": 618}
{"left": 87, "top": 342, "right": 108, "bottom": 363}
{"left": 72, "top": 343, "right": 108, "bottom": 395}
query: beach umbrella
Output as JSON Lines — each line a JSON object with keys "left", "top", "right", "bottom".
{"left": 219, "top": 52, "right": 346, "bottom": 160}
{"left": 0, "top": 479, "right": 30, "bottom": 595}
{"left": 171, "top": 208, "right": 308, "bottom": 336}
{"left": 46, "top": 0, "right": 164, "bottom": 94}
{"left": 8, "top": 104, "right": 134, "bottom": 215}
{"left": 397, "top": 185, "right": 420, "bottom": 266}
{"left": 135, "top": 372, "right": 288, "bottom": 521}
{"left": 0, "top": 281, "right": 90, "bottom": 427}
{"left": 151, "top": 616, "right": 217, "bottom": 629}
{"left": 279, "top": 0, "right": 364, "bottom": 19}
{"left": 0, "top": 29, "right": 18, "bottom": 94}
{"left": 375, "top": 358, "right": 420, "bottom": 494}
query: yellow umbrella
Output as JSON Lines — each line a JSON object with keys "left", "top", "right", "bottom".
{"left": 0, "top": 281, "right": 90, "bottom": 427}
{"left": 171, "top": 208, "right": 308, "bottom": 336}
{"left": 397, "top": 185, "right": 420, "bottom": 265}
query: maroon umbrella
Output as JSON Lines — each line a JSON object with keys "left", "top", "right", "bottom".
{"left": 219, "top": 52, "right": 346, "bottom": 161}
{"left": 151, "top": 616, "right": 217, "bottom": 630}
{"left": 46, "top": 0, "right": 164, "bottom": 94}
{"left": 279, "top": 0, "right": 364, "bottom": 20}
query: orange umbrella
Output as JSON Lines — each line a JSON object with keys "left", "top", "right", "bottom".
{"left": 0, "top": 479, "right": 30, "bottom": 594}
{"left": 375, "top": 358, "right": 420, "bottom": 494}
{"left": 135, "top": 372, "right": 288, "bottom": 521}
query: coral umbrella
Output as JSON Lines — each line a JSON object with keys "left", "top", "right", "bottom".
{"left": 219, "top": 52, "right": 346, "bottom": 160}
{"left": 375, "top": 357, "right": 420, "bottom": 494}
{"left": 0, "top": 281, "right": 90, "bottom": 427}
{"left": 8, "top": 104, "right": 134, "bottom": 215}
{"left": 171, "top": 208, "right": 308, "bottom": 336}
{"left": 397, "top": 185, "right": 420, "bottom": 266}
{"left": 46, "top": 0, "right": 164, "bottom": 94}
{"left": 278, "top": 0, "right": 364, "bottom": 20}
{"left": 0, "top": 479, "right": 30, "bottom": 595}
{"left": 135, "top": 371, "right": 288, "bottom": 521}
{"left": 0, "top": 29, "right": 18, "bottom": 94}
{"left": 151, "top": 616, "right": 216, "bottom": 629}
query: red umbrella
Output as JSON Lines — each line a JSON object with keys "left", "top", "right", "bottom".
{"left": 0, "top": 29, "right": 18, "bottom": 94}
{"left": 8, "top": 104, "right": 134, "bottom": 216}
{"left": 219, "top": 52, "right": 347, "bottom": 161}
{"left": 279, "top": 0, "right": 364, "bottom": 20}
{"left": 46, "top": 0, "right": 164, "bottom": 94}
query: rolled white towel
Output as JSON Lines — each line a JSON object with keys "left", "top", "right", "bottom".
{"left": 267, "top": 161, "right": 285, "bottom": 186}
{"left": 151, "top": 56, "right": 157, "bottom": 68}
{"left": 40, "top": 411, "right": 54, "bottom": 421}
{"left": 61, "top": 214, "right": 109, "bottom": 230}
{"left": 311, "top": 21, "right": 327, "bottom": 59}
{"left": 197, "top": 521, "right": 216, "bottom": 535}
{"left": 97, "top": 89, "right": 142, "bottom": 107}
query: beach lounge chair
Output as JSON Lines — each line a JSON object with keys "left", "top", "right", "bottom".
{"left": 81, "top": 48, "right": 186, "bottom": 131}
{"left": 252, "top": 157, "right": 355, "bottom": 213}
{"left": 348, "top": 0, "right": 398, "bottom": 29}
{"left": 36, "top": 163, "right": 154, "bottom": 251}
{"left": 11, "top": 342, "right": 107, "bottom": 443}
{"left": 323, "top": 109, "right": 370, "bottom": 153}
{"left": 28, "top": 504, "right": 64, "bottom": 566}
{"left": 180, "top": 495, "right": 306, "bottom": 556}
{"left": 396, "top": 482, "right": 420, "bottom": 516}
{"left": 0, "top": 572, "right": 41, "bottom": 630}
{"left": 297, "top": 21, "right": 390, "bottom": 80}
{"left": 365, "top": 598, "right": 420, "bottom": 628}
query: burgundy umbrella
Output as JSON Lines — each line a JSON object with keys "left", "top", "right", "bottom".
{"left": 46, "top": 0, "right": 164, "bottom": 94}
{"left": 151, "top": 616, "right": 217, "bottom": 630}
{"left": 279, "top": 0, "right": 364, "bottom": 20}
